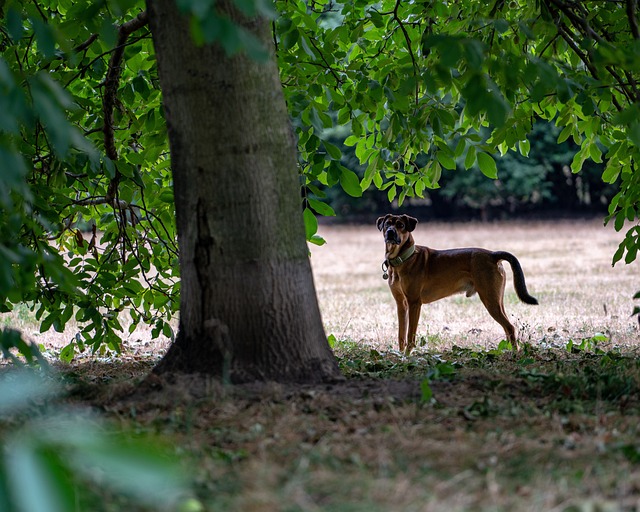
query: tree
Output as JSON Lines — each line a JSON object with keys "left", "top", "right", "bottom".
{"left": 1, "top": 0, "right": 639, "bottom": 371}
{"left": 146, "top": 0, "right": 341, "bottom": 382}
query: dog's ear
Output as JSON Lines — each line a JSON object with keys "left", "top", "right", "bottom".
{"left": 402, "top": 215, "right": 418, "bottom": 232}
{"left": 376, "top": 215, "right": 390, "bottom": 232}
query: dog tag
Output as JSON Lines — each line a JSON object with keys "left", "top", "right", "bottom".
{"left": 382, "top": 272, "right": 388, "bottom": 280}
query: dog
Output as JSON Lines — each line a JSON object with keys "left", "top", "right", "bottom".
{"left": 377, "top": 214, "right": 538, "bottom": 353}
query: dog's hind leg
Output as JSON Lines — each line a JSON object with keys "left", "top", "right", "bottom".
{"left": 476, "top": 265, "right": 518, "bottom": 349}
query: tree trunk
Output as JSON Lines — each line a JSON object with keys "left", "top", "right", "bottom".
{"left": 146, "top": 0, "right": 341, "bottom": 383}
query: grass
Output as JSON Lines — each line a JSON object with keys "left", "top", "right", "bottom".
{"left": 3, "top": 219, "right": 640, "bottom": 511}
{"left": 313, "top": 219, "right": 639, "bottom": 352}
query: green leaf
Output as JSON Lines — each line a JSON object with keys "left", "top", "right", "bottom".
{"left": 303, "top": 208, "right": 318, "bottom": 240}
{"left": 588, "top": 142, "right": 602, "bottom": 163}
{"left": 339, "top": 167, "right": 363, "bottom": 197}
{"left": 427, "top": 161, "right": 442, "bottom": 188}
{"left": 570, "top": 149, "right": 586, "bottom": 173}
{"left": 236, "top": 25, "right": 269, "bottom": 61}
{"left": 462, "top": 74, "right": 486, "bottom": 117}
{"left": 40, "top": 313, "right": 57, "bottom": 333}
{"left": 6, "top": 8, "right": 24, "bottom": 42}
{"left": 31, "top": 18, "right": 57, "bottom": 59}
{"left": 453, "top": 138, "right": 466, "bottom": 158}
{"left": 59, "top": 343, "right": 76, "bottom": 363}
{"left": 159, "top": 189, "right": 175, "bottom": 203}
{"left": 308, "top": 198, "right": 335, "bottom": 217}
{"left": 324, "top": 141, "right": 342, "bottom": 160}
{"left": 612, "top": 242, "right": 625, "bottom": 265}
{"left": 629, "top": 123, "right": 640, "bottom": 148}
{"left": 436, "top": 151, "right": 456, "bottom": 170}
{"left": 71, "top": 440, "right": 188, "bottom": 507}
{"left": 233, "top": 0, "right": 258, "bottom": 17}
{"left": 625, "top": 246, "right": 637, "bottom": 264}
{"left": 0, "top": 146, "right": 29, "bottom": 189}
{"left": 344, "top": 135, "right": 359, "bottom": 146}
{"left": 0, "top": 371, "right": 58, "bottom": 413}
{"left": 464, "top": 146, "right": 476, "bottom": 170}
{"left": 477, "top": 152, "right": 498, "bottom": 179}
{"left": 387, "top": 184, "right": 397, "bottom": 202}
{"left": 30, "top": 76, "right": 75, "bottom": 156}
{"left": 486, "top": 89, "right": 510, "bottom": 127}
{"left": 6, "top": 442, "right": 75, "bottom": 512}
{"left": 557, "top": 125, "right": 572, "bottom": 144}
{"left": 308, "top": 234, "right": 326, "bottom": 246}
{"left": 420, "top": 379, "right": 433, "bottom": 403}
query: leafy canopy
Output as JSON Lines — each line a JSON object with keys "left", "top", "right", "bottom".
{"left": 0, "top": 0, "right": 639, "bottom": 356}
{"left": 279, "top": 0, "right": 640, "bottom": 262}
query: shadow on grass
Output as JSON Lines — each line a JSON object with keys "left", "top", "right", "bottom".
{"left": 43, "top": 338, "right": 640, "bottom": 510}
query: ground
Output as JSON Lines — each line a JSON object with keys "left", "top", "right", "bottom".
{"left": 65, "top": 341, "right": 640, "bottom": 511}
{"left": 2, "top": 220, "right": 640, "bottom": 511}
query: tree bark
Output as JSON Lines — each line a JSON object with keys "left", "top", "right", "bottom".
{"left": 146, "top": 0, "right": 341, "bottom": 383}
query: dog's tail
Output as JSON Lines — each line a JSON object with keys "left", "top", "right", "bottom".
{"left": 493, "top": 251, "right": 539, "bottom": 305}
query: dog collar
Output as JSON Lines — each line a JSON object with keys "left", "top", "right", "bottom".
{"left": 387, "top": 244, "right": 416, "bottom": 267}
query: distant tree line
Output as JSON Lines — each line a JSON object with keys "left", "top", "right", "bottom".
{"left": 320, "top": 121, "right": 614, "bottom": 221}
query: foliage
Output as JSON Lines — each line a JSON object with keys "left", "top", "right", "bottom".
{"left": 437, "top": 121, "right": 615, "bottom": 218}
{"left": 333, "top": 338, "right": 459, "bottom": 381}
{"left": 311, "top": 120, "right": 614, "bottom": 219}
{"left": 331, "top": 339, "right": 640, "bottom": 413}
{"left": 275, "top": 0, "right": 640, "bottom": 261}
{"left": 0, "top": 370, "right": 192, "bottom": 512}
{"left": 0, "top": 0, "right": 177, "bottom": 359}
{"left": 1, "top": 0, "right": 639, "bottom": 356}
{"left": 0, "top": 327, "right": 48, "bottom": 366}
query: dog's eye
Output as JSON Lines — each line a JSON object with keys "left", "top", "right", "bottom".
{"left": 397, "top": 222, "right": 404, "bottom": 229}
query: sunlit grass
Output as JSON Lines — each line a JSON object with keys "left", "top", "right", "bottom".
{"left": 312, "top": 219, "right": 639, "bottom": 352}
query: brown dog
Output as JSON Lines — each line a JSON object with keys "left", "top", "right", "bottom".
{"left": 377, "top": 214, "right": 538, "bottom": 353}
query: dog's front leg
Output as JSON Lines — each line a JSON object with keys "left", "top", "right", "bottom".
{"left": 405, "top": 301, "right": 422, "bottom": 354}
{"left": 394, "top": 297, "right": 409, "bottom": 353}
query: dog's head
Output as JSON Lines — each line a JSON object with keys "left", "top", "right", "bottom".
{"left": 376, "top": 214, "right": 418, "bottom": 245}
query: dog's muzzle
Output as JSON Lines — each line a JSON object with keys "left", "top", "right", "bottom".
{"left": 385, "top": 228, "right": 401, "bottom": 245}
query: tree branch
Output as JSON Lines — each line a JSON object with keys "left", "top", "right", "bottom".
{"left": 73, "top": 196, "right": 131, "bottom": 209}
{"left": 545, "top": 0, "right": 636, "bottom": 109}
{"left": 308, "top": 36, "right": 343, "bottom": 85}
{"left": 64, "top": 33, "right": 150, "bottom": 88}
{"left": 73, "top": 33, "right": 99, "bottom": 54}
{"left": 556, "top": 23, "right": 625, "bottom": 111}
{"left": 103, "top": 11, "right": 149, "bottom": 164}
{"left": 627, "top": 0, "right": 640, "bottom": 39}
{"left": 102, "top": 11, "right": 149, "bottom": 206}
{"left": 546, "top": 0, "right": 606, "bottom": 45}
{"left": 393, "top": 0, "right": 419, "bottom": 107}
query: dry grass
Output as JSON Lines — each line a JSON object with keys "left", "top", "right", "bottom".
{"left": 312, "top": 219, "right": 639, "bottom": 351}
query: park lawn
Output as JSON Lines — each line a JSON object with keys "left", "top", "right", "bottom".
{"left": 4, "top": 219, "right": 640, "bottom": 511}
{"left": 312, "top": 218, "right": 638, "bottom": 351}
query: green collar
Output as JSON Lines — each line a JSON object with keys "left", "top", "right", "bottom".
{"left": 387, "top": 244, "right": 416, "bottom": 267}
